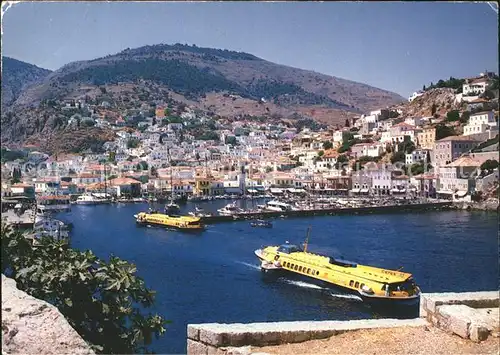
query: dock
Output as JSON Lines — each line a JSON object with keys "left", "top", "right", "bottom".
{"left": 200, "top": 201, "right": 453, "bottom": 224}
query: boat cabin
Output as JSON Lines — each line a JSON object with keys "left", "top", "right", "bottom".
{"left": 277, "top": 244, "right": 303, "bottom": 254}
{"left": 328, "top": 258, "right": 357, "bottom": 268}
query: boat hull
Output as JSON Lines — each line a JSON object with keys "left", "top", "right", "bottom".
{"left": 254, "top": 249, "right": 420, "bottom": 310}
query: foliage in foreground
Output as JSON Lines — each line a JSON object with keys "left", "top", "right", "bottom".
{"left": 1, "top": 224, "right": 168, "bottom": 354}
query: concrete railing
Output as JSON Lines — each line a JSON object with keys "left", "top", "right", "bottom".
{"left": 187, "top": 291, "right": 499, "bottom": 354}
{"left": 187, "top": 318, "right": 426, "bottom": 354}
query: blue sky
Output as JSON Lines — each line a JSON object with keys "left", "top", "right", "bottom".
{"left": 2, "top": 2, "right": 498, "bottom": 98}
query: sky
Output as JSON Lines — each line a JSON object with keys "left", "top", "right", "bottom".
{"left": 2, "top": 1, "right": 498, "bottom": 98}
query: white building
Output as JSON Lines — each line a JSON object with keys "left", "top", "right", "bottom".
{"left": 405, "top": 149, "right": 430, "bottom": 165}
{"left": 408, "top": 91, "right": 424, "bottom": 102}
{"left": 462, "top": 78, "right": 488, "bottom": 96}
{"left": 463, "top": 111, "right": 498, "bottom": 136}
{"left": 333, "top": 130, "right": 344, "bottom": 143}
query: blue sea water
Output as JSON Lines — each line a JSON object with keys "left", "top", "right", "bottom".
{"left": 59, "top": 201, "right": 498, "bottom": 354}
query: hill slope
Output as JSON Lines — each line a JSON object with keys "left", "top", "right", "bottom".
{"left": 10, "top": 44, "right": 404, "bottom": 112}
{"left": 2, "top": 44, "right": 405, "bottom": 144}
{"left": 1, "top": 56, "right": 52, "bottom": 109}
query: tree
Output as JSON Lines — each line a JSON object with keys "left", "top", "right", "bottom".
{"left": 318, "top": 150, "right": 324, "bottom": 157}
{"left": 108, "top": 151, "right": 116, "bottom": 163}
{"left": 139, "top": 161, "right": 148, "bottom": 170}
{"left": 322, "top": 141, "right": 333, "bottom": 150}
{"left": 150, "top": 166, "right": 158, "bottom": 177}
{"left": 435, "top": 124, "right": 456, "bottom": 140}
{"left": 391, "top": 151, "right": 406, "bottom": 163}
{"left": 431, "top": 103, "right": 438, "bottom": 115}
{"left": 1, "top": 225, "right": 167, "bottom": 353}
{"left": 422, "top": 85, "right": 426, "bottom": 91}
{"left": 446, "top": 110, "right": 460, "bottom": 122}
{"left": 480, "top": 159, "right": 499, "bottom": 173}
{"left": 460, "top": 111, "right": 470, "bottom": 124}
{"left": 127, "top": 138, "right": 140, "bottom": 149}
{"left": 334, "top": 154, "right": 349, "bottom": 170}
{"left": 344, "top": 119, "right": 350, "bottom": 128}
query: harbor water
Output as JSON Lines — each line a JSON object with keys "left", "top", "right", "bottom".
{"left": 58, "top": 201, "right": 498, "bottom": 353}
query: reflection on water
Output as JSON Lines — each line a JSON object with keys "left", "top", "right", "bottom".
{"left": 59, "top": 204, "right": 498, "bottom": 353}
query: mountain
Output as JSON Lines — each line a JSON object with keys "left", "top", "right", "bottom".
{"left": 1, "top": 44, "right": 405, "bottom": 144}
{"left": 1, "top": 57, "right": 52, "bottom": 109}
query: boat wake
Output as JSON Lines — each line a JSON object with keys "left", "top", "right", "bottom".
{"left": 283, "top": 280, "right": 324, "bottom": 290}
{"left": 236, "top": 261, "right": 261, "bottom": 271}
{"left": 330, "top": 292, "right": 362, "bottom": 301}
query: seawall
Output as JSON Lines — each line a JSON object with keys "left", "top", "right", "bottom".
{"left": 201, "top": 201, "right": 453, "bottom": 224}
{"left": 187, "top": 291, "right": 499, "bottom": 355}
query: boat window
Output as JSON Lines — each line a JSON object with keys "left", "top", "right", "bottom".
{"left": 355, "top": 282, "right": 360, "bottom": 288}
{"left": 277, "top": 244, "right": 303, "bottom": 254}
{"left": 349, "top": 280, "right": 354, "bottom": 287}
{"left": 298, "top": 266, "right": 302, "bottom": 272}
{"left": 307, "top": 268, "right": 311, "bottom": 274}
{"left": 360, "top": 283, "right": 365, "bottom": 289}
{"left": 294, "top": 265, "right": 298, "bottom": 271}
{"left": 315, "top": 271, "right": 319, "bottom": 276}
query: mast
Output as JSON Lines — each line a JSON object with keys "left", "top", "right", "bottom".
{"left": 304, "top": 225, "right": 311, "bottom": 253}
{"left": 103, "top": 164, "right": 107, "bottom": 198}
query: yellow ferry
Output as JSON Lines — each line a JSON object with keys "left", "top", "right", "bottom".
{"left": 255, "top": 235, "right": 420, "bottom": 305}
{"left": 134, "top": 212, "right": 204, "bottom": 231}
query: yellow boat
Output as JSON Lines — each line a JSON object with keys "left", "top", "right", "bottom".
{"left": 254, "top": 234, "right": 420, "bottom": 305}
{"left": 135, "top": 212, "right": 204, "bottom": 231}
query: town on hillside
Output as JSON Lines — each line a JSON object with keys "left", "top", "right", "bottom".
{"left": 2, "top": 72, "right": 499, "bottom": 216}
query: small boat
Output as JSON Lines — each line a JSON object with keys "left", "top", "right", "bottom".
{"left": 254, "top": 227, "right": 420, "bottom": 306}
{"left": 135, "top": 211, "right": 204, "bottom": 231}
{"left": 250, "top": 219, "right": 273, "bottom": 228}
{"left": 217, "top": 203, "right": 243, "bottom": 216}
{"left": 29, "top": 215, "right": 70, "bottom": 246}
{"left": 165, "top": 202, "right": 181, "bottom": 215}
{"left": 76, "top": 193, "right": 111, "bottom": 205}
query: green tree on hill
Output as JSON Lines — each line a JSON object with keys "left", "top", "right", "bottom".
{"left": 1, "top": 225, "right": 168, "bottom": 354}
{"left": 322, "top": 141, "right": 333, "bottom": 150}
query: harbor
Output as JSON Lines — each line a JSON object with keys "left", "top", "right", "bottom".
{"left": 61, "top": 204, "right": 497, "bottom": 353}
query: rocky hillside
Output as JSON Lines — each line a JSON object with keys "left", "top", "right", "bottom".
{"left": 1, "top": 56, "right": 52, "bottom": 109}
{"left": 1, "top": 44, "right": 405, "bottom": 144}
{"left": 2, "top": 275, "right": 94, "bottom": 354}
{"left": 392, "top": 88, "right": 465, "bottom": 118}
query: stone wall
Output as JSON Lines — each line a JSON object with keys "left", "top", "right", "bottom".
{"left": 187, "top": 318, "right": 426, "bottom": 355}
{"left": 420, "top": 291, "right": 499, "bottom": 342}
{"left": 2, "top": 274, "right": 95, "bottom": 355}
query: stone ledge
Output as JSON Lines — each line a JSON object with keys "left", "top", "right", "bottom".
{"left": 420, "top": 291, "right": 499, "bottom": 318}
{"left": 2, "top": 274, "right": 94, "bottom": 355}
{"left": 187, "top": 318, "right": 426, "bottom": 349}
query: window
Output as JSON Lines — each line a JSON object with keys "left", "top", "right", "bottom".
{"left": 355, "top": 282, "right": 360, "bottom": 288}
{"left": 361, "top": 283, "right": 365, "bottom": 289}
{"left": 294, "top": 265, "right": 298, "bottom": 271}
{"left": 349, "top": 280, "right": 354, "bottom": 287}
{"left": 298, "top": 266, "right": 302, "bottom": 272}
{"left": 316, "top": 271, "right": 320, "bottom": 276}
{"left": 307, "top": 268, "right": 311, "bottom": 274}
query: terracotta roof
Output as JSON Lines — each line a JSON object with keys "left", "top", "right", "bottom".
{"left": 109, "top": 177, "right": 141, "bottom": 186}
{"left": 393, "top": 123, "right": 417, "bottom": 129}
{"left": 468, "top": 98, "right": 489, "bottom": 104}
{"left": 437, "top": 135, "right": 478, "bottom": 142}
{"left": 470, "top": 110, "right": 494, "bottom": 116}
{"left": 445, "top": 156, "right": 482, "bottom": 168}
{"left": 12, "top": 183, "right": 32, "bottom": 188}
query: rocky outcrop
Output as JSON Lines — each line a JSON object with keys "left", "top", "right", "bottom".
{"left": 2, "top": 274, "right": 94, "bottom": 355}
